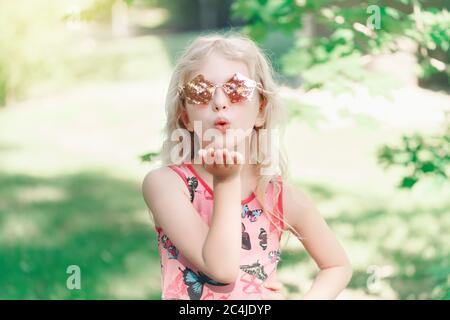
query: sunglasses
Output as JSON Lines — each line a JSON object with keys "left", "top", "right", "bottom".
{"left": 178, "top": 72, "right": 266, "bottom": 105}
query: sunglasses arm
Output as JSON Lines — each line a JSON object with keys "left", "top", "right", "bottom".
{"left": 256, "top": 83, "right": 274, "bottom": 95}
{"left": 177, "top": 85, "right": 185, "bottom": 96}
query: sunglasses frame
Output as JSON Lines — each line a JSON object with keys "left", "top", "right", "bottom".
{"left": 178, "top": 72, "right": 267, "bottom": 105}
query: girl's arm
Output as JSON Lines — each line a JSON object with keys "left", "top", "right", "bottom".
{"left": 283, "top": 182, "right": 353, "bottom": 299}
{"left": 142, "top": 150, "right": 243, "bottom": 284}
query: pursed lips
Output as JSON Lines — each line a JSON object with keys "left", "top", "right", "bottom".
{"left": 213, "top": 118, "right": 231, "bottom": 132}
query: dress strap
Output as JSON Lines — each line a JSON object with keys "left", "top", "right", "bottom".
{"left": 276, "top": 176, "right": 284, "bottom": 231}
{"left": 267, "top": 175, "right": 285, "bottom": 232}
{"left": 167, "top": 164, "right": 189, "bottom": 190}
{"left": 167, "top": 164, "right": 203, "bottom": 203}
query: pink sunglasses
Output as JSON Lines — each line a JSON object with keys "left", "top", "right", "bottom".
{"left": 178, "top": 72, "right": 268, "bottom": 105}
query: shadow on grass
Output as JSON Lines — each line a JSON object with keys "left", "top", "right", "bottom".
{"left": 278, "top": 249, "right": 310, "bottom": 269}
{"left": 1, "top": 170, "right": 448, "bottom": 299}
{"left": 277, "top": 180, "right": 450, "bottom": 300}
{"left": 0, "top": 171, "right": 161, "bottom": 299}
{"left": 347, "top": 248, "right": 449, "bottom": 300}
{"left": 326, "top": 201, "right": 450, "bottom": 299}
{"left": 379, "top": 247, "right": 450, "bottom": 300}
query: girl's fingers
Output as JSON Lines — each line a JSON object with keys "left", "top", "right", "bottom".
{"left": 205, "top": 148, "right": 215, "bottom": 165}
{"left": 232, "top": 151, "right": 243, "bottom": 165}
{"left": 261, "top": 281, "right": 285, "bottom": 300}
{"left": 232, "top": 152, "right": 238, "bottom": 165}
{"left": 224, "top": 149, "right": 233, "bottom": 167}
{"left": 263, "top": 281, "right": 283, "bottom": 292}
{"left": 214, "top": 149, "right": 224, "bottom": 165}
{"left": 198, "top": 149, "right": 206, "bottom": 165}
{"left": 202, "top": 148, "right": 243, "bottom": 166}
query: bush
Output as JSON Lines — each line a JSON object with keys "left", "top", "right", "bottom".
{"left": 377, "top": 114, "right": 450, "bottom": 188}
{"left": 0, "top": 1, "right": 68, "bottom": 106}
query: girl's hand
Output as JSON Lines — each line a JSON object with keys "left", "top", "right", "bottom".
{"left": 261, "top": 281, "right": 286, "bottom": 300}
{"left": 198, "top": 148, "right": 243, "bottom": 181}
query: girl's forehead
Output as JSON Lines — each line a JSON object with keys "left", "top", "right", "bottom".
{"left": 192, "top": 53, "right": 252, "bottom": 83}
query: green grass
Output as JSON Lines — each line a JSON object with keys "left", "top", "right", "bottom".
{"left": 0, "top": 30, "right": 449, "bottom": 300}
{"left": 276, "top": 175, "right": 450, "bottom": 300}
{"left": 0, "top": 171, "right": 162, "bottom": 299}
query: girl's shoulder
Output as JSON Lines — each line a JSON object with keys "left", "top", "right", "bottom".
{"left": 142, "top": 165, "right": 193, "bottom": 229}
{"left": 142, "top": 165, "right": 191, "bottom": 204}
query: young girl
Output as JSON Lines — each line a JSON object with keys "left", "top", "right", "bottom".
{"left": 142, "top": 33, "right": 352, "bottom": 300}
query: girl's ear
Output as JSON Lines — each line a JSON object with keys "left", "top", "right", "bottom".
{"left": 181, "top": 108, "right": 194, "bottom": 132}
{"left": 254, "top": 96, "right": 267, "bottom": 128}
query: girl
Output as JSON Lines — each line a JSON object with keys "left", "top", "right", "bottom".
{"left": 142, "top": 33, "right": 352, "bottom": 300}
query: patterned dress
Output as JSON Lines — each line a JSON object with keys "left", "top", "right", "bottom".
{"left": 155, "top": 163, "right": 285, "bottom": 300}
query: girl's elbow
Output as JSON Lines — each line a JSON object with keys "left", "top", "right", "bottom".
{"left": 210, "top": 267, "right": 240, "bottom": 284}
{"left": 340, "top": 254, "right": 353, "bottom": 283}
{"left": 343, "top": 263, "right": 353, "bottom": 284}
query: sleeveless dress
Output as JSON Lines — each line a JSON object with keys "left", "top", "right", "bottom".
{"left": 155, "top": 163, "right": 285, "bottom": 300}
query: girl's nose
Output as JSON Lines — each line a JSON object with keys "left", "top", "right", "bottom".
{"left": 212, "top": 87, "right": 229, "bottom": 111}
{"left": 213, "top": 102, "right": 228, "bottom": 111}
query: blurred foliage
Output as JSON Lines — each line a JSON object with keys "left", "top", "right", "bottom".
{"left": 233, "top": 0, "right": 450, "bottom": 188}
{"left": 231, "top": 0, "right": 450, "bottom": 91}
{"left": 139, "top": 151, "right": 160, "bottom": 163}
{"left": 0, "top": 1, "right": 67, "bottom": 106}
{"left": 78, "top": 0, "right": 235, "bottom": 31}
{"left": 408, "top": 8, "right": 450, "bottom": 86}
{"left": 0, "top": 0, "right": 175, "bottom": 107}
{"left": 76, "top": 0, "right": 123, "bottom": 23}
{"left": 377, "top": 113, "right": 450, "bottom": 188}
{"left": 2, "top": 0, "right": 449, "bottom": 105}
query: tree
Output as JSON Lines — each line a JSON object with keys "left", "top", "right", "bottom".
{"left": 231, "top": 0, "right": 450, "bottom": 91}
{"left": 232, "top": 0, "right": 450, "bottom": 187}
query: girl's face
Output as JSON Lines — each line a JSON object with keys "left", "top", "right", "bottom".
{"left": 181, "top": 52, "right": 266, "bottom": 150}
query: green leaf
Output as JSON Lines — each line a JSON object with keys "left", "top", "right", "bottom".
{"left": 420, "top": 161, "right": 437, "bottom": 173}
{"left": 139, "top": 151, "right": 160, "bottom": 163}
{"left": 400, "top": 176, "right": 418, "bottom": 189}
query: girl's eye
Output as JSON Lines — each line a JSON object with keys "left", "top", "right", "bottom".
{"left": 224, "top": 83, "right": 238, "bottom": 93}
{"left": 236, "top": 86, "right": 246, "bottom": 94}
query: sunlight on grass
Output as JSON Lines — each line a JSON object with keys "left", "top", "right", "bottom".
{"left": 0, "top": 215, "right": 42, "bottom": 244}
{"left": 16, "top": 185, "right": 67, "bottom": 204}
{"left": 100, "top": 251, "right": 161, "bottom": 299}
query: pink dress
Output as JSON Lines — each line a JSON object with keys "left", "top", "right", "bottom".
{"left": 155, "top": 163, "right": 285, "bottom": 300}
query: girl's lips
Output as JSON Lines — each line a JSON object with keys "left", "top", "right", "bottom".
{"left": 213, "top": 117, "right": 230, "bottom": 132}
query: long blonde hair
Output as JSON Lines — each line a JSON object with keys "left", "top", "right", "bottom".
{"left": 159, "top": 32, "right": 298, "bottom": 239}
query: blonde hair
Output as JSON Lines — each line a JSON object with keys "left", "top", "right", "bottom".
{"left": 159, "top": 32, "right": 300, "bottom": 240}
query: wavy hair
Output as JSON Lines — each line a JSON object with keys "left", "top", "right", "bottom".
{"left": 159, "top": 32, "right": 300, "bottom": 239}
